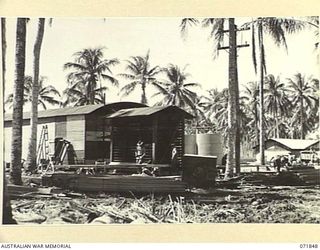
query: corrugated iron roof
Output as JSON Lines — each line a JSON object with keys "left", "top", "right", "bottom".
{"left": 4, "top": 102, "right": 146, "bottom": 122}
{"left": 269, "top": 138, "right": 320, "bottom": 150}
{"left": 106, "top": 106, "right": 194, "bottom": 119}
{"left": 4, "top": 104, "right": 104, "bottom": 121}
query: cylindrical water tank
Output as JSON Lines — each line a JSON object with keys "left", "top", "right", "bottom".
{"left": 184, "top": 134, "right": 197, "bottom": 154}
{"left": 196, "top": 134, "right": 224, "bottom": 163}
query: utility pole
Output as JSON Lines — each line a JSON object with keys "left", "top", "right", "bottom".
{"left": 218, "top": 20, "right": 249, "bottom": 176}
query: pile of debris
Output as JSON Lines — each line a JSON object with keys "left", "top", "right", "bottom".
{"left": 9, "top": 184, "right": 320, "bottom": 224}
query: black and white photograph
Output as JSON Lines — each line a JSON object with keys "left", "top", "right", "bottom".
{"left": 1, "top": 16, "right": 319, "bottom": 226}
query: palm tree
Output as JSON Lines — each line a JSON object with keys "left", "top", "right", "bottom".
{"left": 306, "top": 16, "right": 319, "bottom": 50}
{"left": 10, "top": 18, "right": 27, "bottom": 185}
{"left": 2, "top": 177, "right": 16, "bottom": 224}
{"left": 211, "top": 89, "right": 229, "bottom": 134}
{"left": 5, "top": 76, "right": 61, "bottom": 110}
{"left": 287, "top": 73, "right": 318, "bottom": 139}
{"left": 181, "top": 18, "right": 240, "bottom": 178}
{"left": 195, "top": 89, "right": 226, "bottom": 135}
{"left": 64, "top": 47, "right": 119, "bottom": 105}
{"left": 119, "top": 51, "right": 161, "bottom": 104}
{"left": 26, "top": 18, "right": 45, "bottom": 172}
{"left": 243, "top": 81, "right": 260, "bottom": 145}
{"left": 238, "top": 94, "right": 254, "bottom": 146}
{"left": 308, "top": 16, "right": 319, "bottom": 63}
{"left": 191, "top": 97, "right": 215, "bottom": 134}
{"left": 199, "top": 88, "right": 225, "bottom": 124}
{"left": 202, "top": 89, "right": 250, "bottom": 139}
{"left": 243, "top": 17, "right": 305, "bottom": 165}
{"left": 1, "top": 18, "right": 6, "bottom": 99}
{"left": 264, "top": 74, "right": 291, "bottom": 138}
{"left": 153, "top": 64, "right": 200, "bottom": 109}
{"left": 62, "top": 76, "right": 106, "bottom": 106}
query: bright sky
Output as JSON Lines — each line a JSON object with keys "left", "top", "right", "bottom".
{"left": 4, "top": 17, "right": 319, "bottom": 110}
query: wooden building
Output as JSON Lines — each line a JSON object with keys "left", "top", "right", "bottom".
{"left": 106, "top": 106, "right": 193, "bottom": 167}
{"left": 4, "top": 102, "right": 145, "bottom": 163}
{"left": 254, "top": 138, "right": 320, "bottom": 161}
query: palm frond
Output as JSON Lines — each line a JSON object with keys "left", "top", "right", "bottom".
{"left": 180, "top": 18, "right": 199, "bottom": 39}
{"left": 183, "top": 82, "right": 200, "bottom": 88}
{"left": 262, "top": 17, "right": 305, "bottom": 49}
{"left": 40, "top": 85, "right": 61, "bottom": 97}
{"left": 118, "top": 73, "right": 136, "bottom": 80}
{"left": 201, "top": 18, "right": 225, "bottom": 59}
{"left": 63, "top": 62, "right": 88, "bottom": 71}
{"left": 40, "top": 96, "right": 62, "bottom": 106}
{"left": 38, "top": 99, "right": 47, "bottom": 110}
{"left": 120, "top": 81, "right": 139, "bottom": 96}
{"left": 251, "top": 22, "right": 257, "bottom": 74}
{"left": 101, "top": 73, "right": 118, "bottom": 86}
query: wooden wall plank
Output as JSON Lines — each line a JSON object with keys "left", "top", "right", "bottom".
{"left": 55, "top": 116, "right": 67, "bottom": 138}
{"left": 66, "top": 115, "right": 85, "bottom": 154}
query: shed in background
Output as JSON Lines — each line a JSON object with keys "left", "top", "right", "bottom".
{"left": 254, "top": 138, "right": 320, "bottom": 162}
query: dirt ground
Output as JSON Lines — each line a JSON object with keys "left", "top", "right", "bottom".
{"left": 10, "top": 183, "right": 320, "bottom": 224}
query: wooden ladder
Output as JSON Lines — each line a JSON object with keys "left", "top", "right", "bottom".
{"left": 36, "top": 125, "right": 49, "bottom": 165}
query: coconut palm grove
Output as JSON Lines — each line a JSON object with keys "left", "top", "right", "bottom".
{"left": 2, "top": 17, "right": 320, "bottom": 224}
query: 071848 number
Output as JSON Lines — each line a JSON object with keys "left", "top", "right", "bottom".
{"left": 300, "top": 244, "right": 319, "bottom": 248}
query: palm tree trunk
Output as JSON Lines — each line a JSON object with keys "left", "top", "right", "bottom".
{"left": 254, "top": 105, "right": 259, "bottom": 145}
{"left": 90, "top": 79, "right": 97, "bottom": 104}
{"left": 10, "top": 18, "right": 27, "bottom": 185}
{"left": 141, "top": 81, "right": 147, "bottom": 104}
{"left": 2, "top": 171, "right": 17, "bottom": 224}
{"left": 225, "top": 18, "right": 237, "bottom": 179}
{"left": 258, "top": 19, "right": 265, "bottom": 166}
{"left": 26, "top": 18, "right": 45, "bottom": 172}
{"left": 300, "top": 98, "right": 304, "bottom": 139}
{"left": 234, "top": 27, "right": 241, "bottom": 175}
{"left": 1, "top": 18, "right": 6, "bottom": 101}
{"left": 275, "top": 114, "right": 279, "bottom": 138}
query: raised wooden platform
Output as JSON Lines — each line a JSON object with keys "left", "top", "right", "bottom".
{"left": 55, "top": 162, "right": 171, "bottom": 170}
{"left": 52, "top": 162, "right": 174, "bottom": 176}
{"left": 42, "top": 172, "right": 186, "bottom": 193}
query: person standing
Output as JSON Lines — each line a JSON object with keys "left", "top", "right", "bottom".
{"left": 135, "top": 140, "right": 145, "bottom": 164}
{"left": 271, "top": 155, "right": 281, "bottom": 173}
{"left": 171, "top": 144, "right": 178, "bottom": 170}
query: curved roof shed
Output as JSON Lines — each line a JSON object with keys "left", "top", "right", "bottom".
{"left": 4, "top": 102, "right": 146, "bottom": 163}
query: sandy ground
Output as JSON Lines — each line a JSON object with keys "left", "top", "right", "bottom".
{"left": 10, "top": 184, "right": 320, "bottom": 224}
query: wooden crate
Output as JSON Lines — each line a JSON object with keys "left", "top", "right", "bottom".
{"left": 182, "top": 154, "right": 217, "bottom": 188}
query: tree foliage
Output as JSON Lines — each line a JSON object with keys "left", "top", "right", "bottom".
{"left": 63, "top": 47, "right": 119, "bottom": 106}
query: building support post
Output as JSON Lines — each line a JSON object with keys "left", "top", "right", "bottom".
{"left": 152, "top": 116, "right": 158, "bottom": 164}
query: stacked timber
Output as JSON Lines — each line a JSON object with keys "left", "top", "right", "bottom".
{"left": 42, "top": 173, "right": 186, "bottom": 193}
{"left": 72, "top": 175, "right": 186, "bottom": 193}
{"left": 7, "top": 184, "right": 40, "bottom": 197}
{"left": 42, "top": 172, "right": 76, "bottom": 189}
